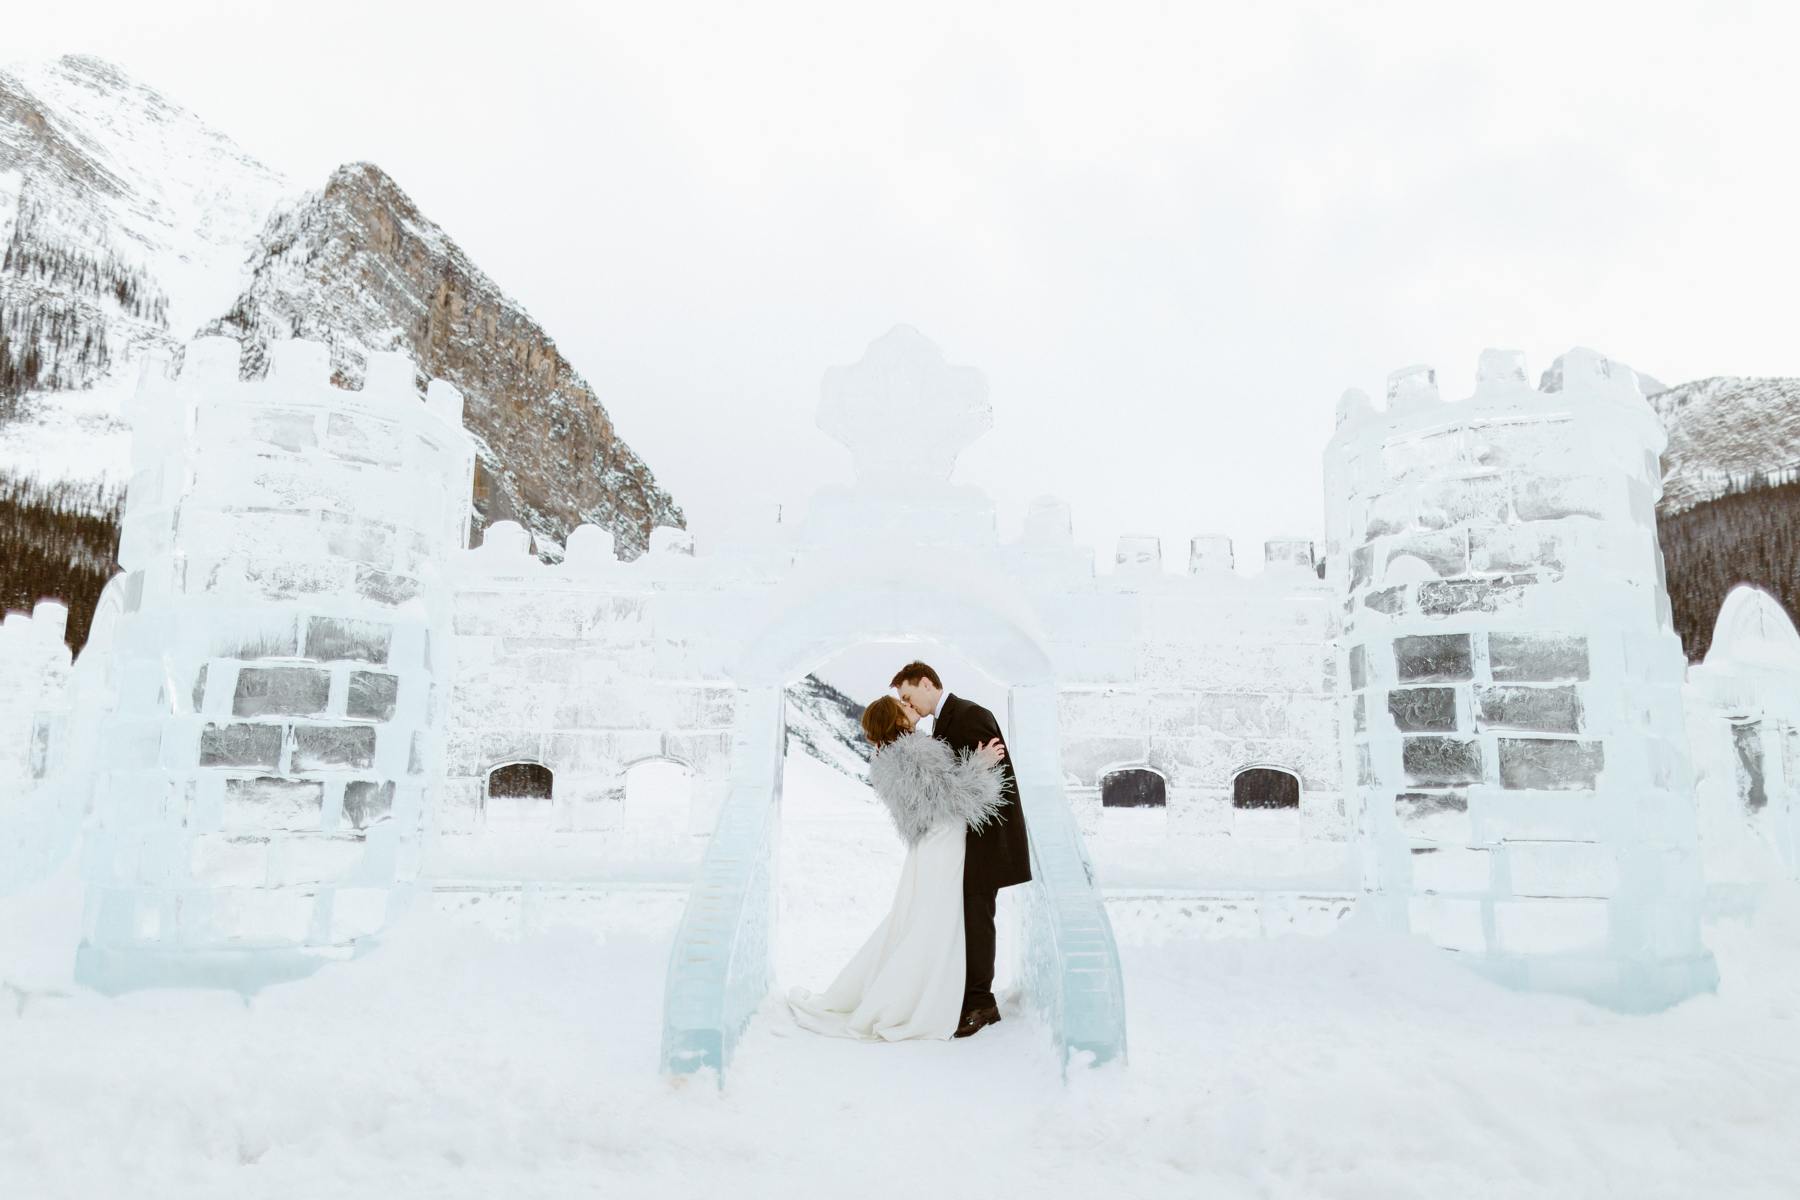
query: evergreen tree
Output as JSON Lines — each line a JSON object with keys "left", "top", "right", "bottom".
{"left": 0, "top": 469, "right": 123, "bottom": 652}
{"left": 1659, "top": 477, "right": 1800, "bottom": 661}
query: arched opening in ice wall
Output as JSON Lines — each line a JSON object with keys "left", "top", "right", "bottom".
{"left": 1101, "top": 767, "right": 1166, "bottom": 809}
{"left": 774, "top": 638, "right": 1015, "bottom": 995}
{"left": 1233, "top": 766, "right": 1300, "bottom": 810}
{"left": 661, "top": 577, "right": 1127, "bottom": 1080}
{"left": 486, "top": 761, "right": 554, "bottom": 823}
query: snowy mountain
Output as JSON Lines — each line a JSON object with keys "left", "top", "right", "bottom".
{"left": 0, "top": 54, "right": 286, "bottom": 452}
{"left": 1650, "top": 376, "right": 1800, "bottom": 660}
{"left": 1651, "top": 377, "right": 1800, "bottom": 517}
{"left": 0, "top": 53, "right": 680, "bottom": 558}
{"left": 202, "top": 162, "right": 681, "bottom": 557}
{"left": 784, "top": 674, "right": 872, "bottom": 781}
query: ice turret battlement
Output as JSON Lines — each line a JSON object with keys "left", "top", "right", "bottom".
{"left": 137, "top": 336, "right": 467, "bottom": 428}
{"left": 1011, "top": 496, "right": 1318, "bottom": 584}
{"left": 456, "top": 520, "right": 710, "bottom": 582}
{"left": 0, "top": 602, "right": 73, "bottom": 718}
{"left": 118, "top": 336, "right": 478, "bottom": 582}
{"left": 1332, "top": 348, "right": 1653, "bottom": 439}
{"left": 1109, "top": 534, "right": 1317, "bottom": 580}
{"left": 0, "top": 599, "right": 71, "bottom": 646}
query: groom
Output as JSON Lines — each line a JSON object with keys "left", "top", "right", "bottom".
{"left": 892, "top": 662, "right": 1032, "bottom": 1039}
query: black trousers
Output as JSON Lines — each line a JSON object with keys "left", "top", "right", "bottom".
{"left": 962, "top": 876, "right": 999, "bottom": 1011}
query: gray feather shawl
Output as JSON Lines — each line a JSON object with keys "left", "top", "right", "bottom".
{"left": 867, "top": 730, "right": 1007, "bottom": 846}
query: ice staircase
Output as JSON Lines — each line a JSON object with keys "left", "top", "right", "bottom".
{"left": 659, "top": 688, "right": 1128, "bottom": 1083}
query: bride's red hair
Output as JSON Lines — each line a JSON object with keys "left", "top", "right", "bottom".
{"left": 860, "top": 696, "right": 909, "bottom": 747}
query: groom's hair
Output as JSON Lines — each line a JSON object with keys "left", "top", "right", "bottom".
{"left": 890, "top": 661, "right": 941, "bottom": 690}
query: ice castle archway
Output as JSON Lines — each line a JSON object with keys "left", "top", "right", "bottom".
{"left": 657, "top": 333, "right": 1127, "bottom": 1083}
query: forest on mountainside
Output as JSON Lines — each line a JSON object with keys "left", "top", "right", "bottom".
{"left": 1659, "top": 473, "right": 1800, "bottom": 661}
{"left": 0, "top": 469, "right": 121, "bottom": 650}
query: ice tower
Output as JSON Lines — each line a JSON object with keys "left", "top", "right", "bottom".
{"left": 1325, "top": 348, "right": 1716, "bottom": 1009}
{"left": 75, "top": 338, "right": 476, "bottom": 991}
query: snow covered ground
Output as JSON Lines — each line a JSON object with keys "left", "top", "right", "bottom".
{"left": 3, "top": 752, "right": 1798, "bottom": 1199}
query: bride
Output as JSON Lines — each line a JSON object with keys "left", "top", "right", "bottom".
{"left": 787, "top": 694, "right": 1008, "bottom": 1042}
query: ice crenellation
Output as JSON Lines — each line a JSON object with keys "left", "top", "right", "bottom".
{"left": 0, "top": 326, "right": 1787, "bottom": 1083}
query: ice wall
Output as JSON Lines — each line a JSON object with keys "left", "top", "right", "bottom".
{"left": 654, "top": 327, "right": 1128, "bottom": 1081}
{"left": 1326, "top": 349, "right": 1715, "bottom": 1009}
{"left": 0, "top": 602, "right": 76, "bottom": 892}
{"left": 75, "top": 339, "right": 475, "bottom": 991}
{"left": 1684, "top": 584, "right": 1800, "bottom": 885}
{"left": 1010, "top": 509, "right": 1348, "bottom": 890}
{"left": 439, "top": 520, "right": 735, "bottom": 879}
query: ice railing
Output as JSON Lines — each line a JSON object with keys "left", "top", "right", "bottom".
{"left": 1017, "top": 776, "right": 1128, "bottom": 1069}
{"left": 1011, "top": 685, "right": 1128, "bottom": 1071}
{"left": 660, "top": 688, "right": 782, "bottom": 1079}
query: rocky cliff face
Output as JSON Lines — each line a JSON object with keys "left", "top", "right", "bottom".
{"left": 204, "top": 163, "right": 681, "bottom": 555}
{"left": 0, "top": 54, "right": 680, "bottom": 561}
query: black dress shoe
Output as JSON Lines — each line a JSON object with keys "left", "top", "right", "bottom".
{"left": 954, "top": 1004, "right": 1003, "bottom": 1039}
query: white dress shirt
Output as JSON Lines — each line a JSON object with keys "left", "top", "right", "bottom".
{"left": 923, "top": 690, "right": 949, "bottom": 734}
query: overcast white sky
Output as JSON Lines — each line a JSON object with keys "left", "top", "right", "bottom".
{"left": 11, "top": 1, "right": 1800, "bottom": 567}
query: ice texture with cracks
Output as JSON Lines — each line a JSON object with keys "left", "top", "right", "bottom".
{"left": 71, "top": 337, "right": 476, "bottom": 992}
{"left": 1325, "top": 347, "right": 1716, "bottom": 1009}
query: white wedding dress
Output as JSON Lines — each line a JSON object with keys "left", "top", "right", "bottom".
{"left": 787, "top": 819, "right": 970, "bottom": 1041}
{"left": 786, "top": 731, "right": 1004, "bottom": 1042}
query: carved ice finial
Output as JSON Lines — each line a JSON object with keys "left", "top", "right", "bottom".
{"left": 818, "top": 326, "right": 991, "bottom": 484}
{"left": 1386, "top": 365, "right": 1439, "bottom": 413}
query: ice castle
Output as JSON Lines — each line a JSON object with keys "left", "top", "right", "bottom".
{"left": 5, "top": 325, "right": 1786, "bottom": 1081}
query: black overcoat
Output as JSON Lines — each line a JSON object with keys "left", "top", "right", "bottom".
{"left": 931, "top": 693, "right": 1033, "bottom": 890}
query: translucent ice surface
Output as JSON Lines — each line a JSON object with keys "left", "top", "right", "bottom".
{"left": 1327, "top": 348, "right": 1717, "bottom": 1011}
{"left": 73, "top": 339, "right": 476, "bottom": 993}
